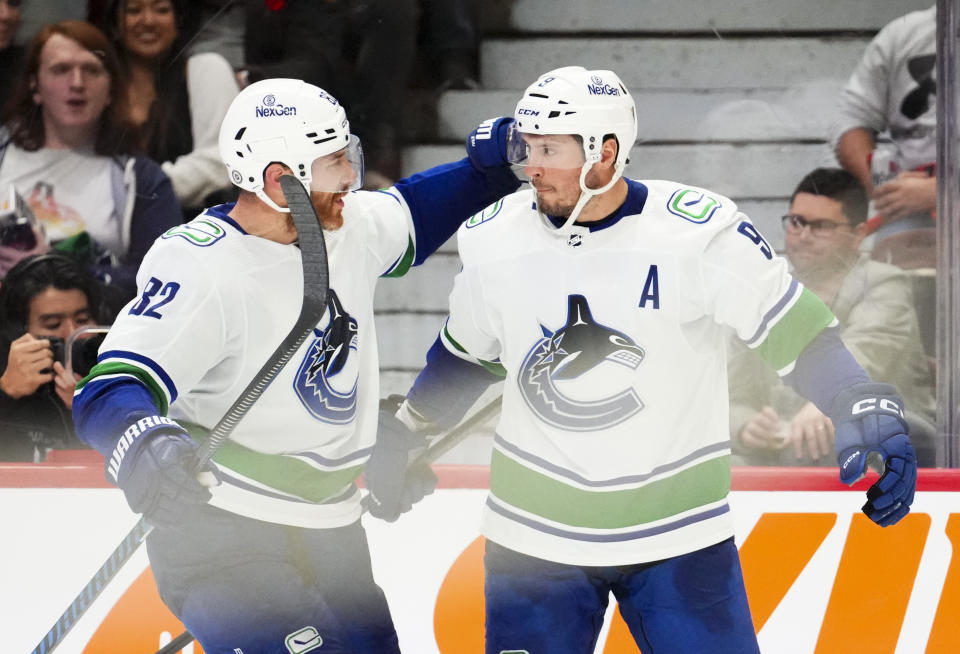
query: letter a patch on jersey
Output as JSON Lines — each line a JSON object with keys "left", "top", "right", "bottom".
{"left": 666, "top": 188, "right": 721, "bottom": 224}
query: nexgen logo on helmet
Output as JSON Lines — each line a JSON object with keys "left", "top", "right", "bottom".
{"left": 219, "top": 78, "right": 364, "bottom": 212}
{"left": 256, "top": 94, "right": 297, "bottom": 117}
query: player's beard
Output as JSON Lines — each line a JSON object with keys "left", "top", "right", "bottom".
{"left": 535, "top": 191, "right": 575, "bottom": 217}
{"left": 308, "top": 190, "right": 348, "bottom": 230}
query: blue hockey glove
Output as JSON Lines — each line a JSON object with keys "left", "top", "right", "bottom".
{"left": 106, "top": 416, "right": 218, "bottom": 529}
{"left": 466, "top": 116, "right": 514, "bottom": 170}
{"left": 364, "top": 408, "right": 438, "bottom": 522}
{"left": 831, "top": 383, "right": 917, "bottom": 527}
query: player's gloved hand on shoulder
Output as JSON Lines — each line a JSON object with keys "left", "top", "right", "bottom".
{"left": 364, "top": 408, "right": 438, "bottom": 522}
{"left": 466, "top": 116, "right": 514, "bottom": 170}
{"left": 106, "top": 416, "right": 219, "bottom": 529}
{"left": 831, "top": 383, "right": 917, "bottom": 527}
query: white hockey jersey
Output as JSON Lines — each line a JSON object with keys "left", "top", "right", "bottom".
{"left": 86, "top": 189, "right": 415, "bottom": 528}
{"left": 443, "top": 179, "right": 835, "bottom": 566}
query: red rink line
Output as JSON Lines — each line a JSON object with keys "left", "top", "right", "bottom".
{"left": 1, "top": 450, "right": 959, "bottom": 491}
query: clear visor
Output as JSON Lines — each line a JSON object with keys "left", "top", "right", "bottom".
{"left": 309, "top": 135, "right": 364, "bottom": 193}
{"left": 505, "top": 123, "right": 586, "bottom": 170}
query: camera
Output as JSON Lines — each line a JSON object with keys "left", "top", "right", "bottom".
{"left": 45, "top": 333, "right": 105, "bottom": 377}
{"left": 0, "top": 186, "right": 43, "bottom": 251}
{"left": 47, "top": 337, "right": 65, "bottom": 366}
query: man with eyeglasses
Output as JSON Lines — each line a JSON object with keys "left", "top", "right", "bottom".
{"left": 728, "top": 167, "right": 936, "bottom": 466}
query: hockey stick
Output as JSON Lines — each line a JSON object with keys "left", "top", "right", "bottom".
{"left": 154, "top": 630, "right": 195, "bottom": 654}
{"left": 30, "top": 175, "right": 329, "bottom": 654}
{"left": 157, "top": 393, "right": 504, "bottom": 653}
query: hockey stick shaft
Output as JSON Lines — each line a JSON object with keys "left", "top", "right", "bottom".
{"left": 154, "top": 630, "right": 195, "bottom": 654}
{"left": 31, "top": 176, "right": 329, "bottom": 654}
{"left": 157, "top": 393, "right": 504, "bottom": 654}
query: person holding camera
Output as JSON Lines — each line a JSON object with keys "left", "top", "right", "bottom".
{"left": 0, "top": 253, "right": 101, "bottom": 461}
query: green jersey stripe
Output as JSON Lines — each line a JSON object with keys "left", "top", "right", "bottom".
{"left": 77, "top": 362, "right": 170, "bottom": 415}
{"left": 489, "top": 449, "right": 731, "bottom": 530}
{"left": 442, "top": 325, "right": 507, "bottom": 377}
{"left": 755, "top": 286, "right": 835, "bottom": 372}
{"left": 186, "top": 424, "right": 362, "bottom": 503}
{"left": 382, "top": 235, "right": 416, "bottom": 278}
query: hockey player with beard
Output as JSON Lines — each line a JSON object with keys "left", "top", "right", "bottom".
{"left": 71, "top": 78, "right": 519, "bottom": 653}
{"left": 392, "top": 66, "right": 918, "bottom": 653}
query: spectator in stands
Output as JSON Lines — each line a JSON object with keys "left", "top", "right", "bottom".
{"left": 100, "top": 0, "right": 239, "bottom": 215}
{"left": 831, "top": 5, "right": 936, "bottom": 242}
{"left": 419, "top": 0, "right": 480, "bottom": 91}
{"left": 0, "top": 0, "right": 24, "bottom": 101}
{"left": 187, "top": 0, "right": 245, "bottom": 80}
{"left": 728, "top": 168, "right": 936, "bottom": 466}
{"left": 244, "top": 0, "right": 417, "bottom": 188}
{"left": 0, "top": 253, "right": 101, "bottom": 462}
{"left": 0, "top": 19, "right": 182, "bottom": 316}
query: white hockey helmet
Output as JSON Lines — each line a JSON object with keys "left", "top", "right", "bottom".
{"left": 218, "top": 78, "right": 363, "bottom": 212}
{"left": 507, "top": 67, "right": 637, "bottom": 233}
{"left": 510, "top": 66, "right": 637, "bottom": 171}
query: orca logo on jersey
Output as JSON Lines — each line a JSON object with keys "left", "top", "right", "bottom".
{"left": 294, "top": 289, "right": 360, "bottom": 423}
{"left": 518, "top": 294, "right": 644, "bottom": 431}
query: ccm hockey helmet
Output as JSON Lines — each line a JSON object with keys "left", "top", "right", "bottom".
{"left": 218, "top": 78, "right": 363, "bottom": 211}
{"left": 508, "top": 66, "right": 638, "bottom": 232}
{"left": 511, "top": 66, "right": 637, "bottom": 172}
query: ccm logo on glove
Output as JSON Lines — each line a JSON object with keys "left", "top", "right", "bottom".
{"left": 851, "top": 397, "right": 903, "bottom": 417}
{"left": 107, "top": 416, "right": 181, "bottom": 482}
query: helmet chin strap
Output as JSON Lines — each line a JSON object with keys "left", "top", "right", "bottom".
{"left": 538, "top": 161, "right": 625, "bottom": 236}
{"left": 255, "top": 175, "right": 314, "bottom": 214}
{"left": 256, "top": 188, "right": 291, "bottom": 214}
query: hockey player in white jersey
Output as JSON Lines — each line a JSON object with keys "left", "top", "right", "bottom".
{"left": 71, "top": 78, "right": 519, "bottom": 653}
{"left": 393, "top": 66, "right": 918, "bottom": 653}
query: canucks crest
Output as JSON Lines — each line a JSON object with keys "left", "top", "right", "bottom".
{"left": 293, "top": 290, "right": 359, "bottom": 423}
{"left": 519, "top": 294, "right": 645, "bottom": 431}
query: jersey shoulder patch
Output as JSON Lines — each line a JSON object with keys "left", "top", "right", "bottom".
{"left": 161, "top": 217, "right": 228, "bottom": 247}
{"left": 665, "top": 187, "right": 723, "bottom": 224}
{"left": 464, "top": 198, "right": 505, "bottom": 229}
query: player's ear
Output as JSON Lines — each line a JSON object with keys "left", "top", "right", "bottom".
{"left": 600, "top": 136, "right": 619, "bottom": 168}
{"left": 262, "top": 162, "right": 292, "bottom": 209}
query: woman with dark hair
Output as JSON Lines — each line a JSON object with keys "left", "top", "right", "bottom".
{"left": 0, "top": 20, "right": 182, "bottom": 314}
{"left": 0, "top": 253, "right": 102, "bottom": 461}
{"left": 102, "top": 0, "right": 239, "bottom": 213}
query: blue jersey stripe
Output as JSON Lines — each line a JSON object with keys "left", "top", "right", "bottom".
{"left": 745, "top": 277, "right": 800, "bottom": 346}
{"left": 486, "top": 498, "right": 730, "bottom": 543}
{"left": 291, "top": 445, "right": 374, "bottom": 468}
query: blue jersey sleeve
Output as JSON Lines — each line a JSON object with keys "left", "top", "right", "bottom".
{"left": 393, "top": 158, "right": 520, "bottom": 265}
{"left": 73, "top": 377, "right": 164, "bottom": 457}
{"left": 407, "top": 335, "right": 502, "bottom": 430}
{"left": 783, "top": 327, "right": 871, "bottom": 416}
